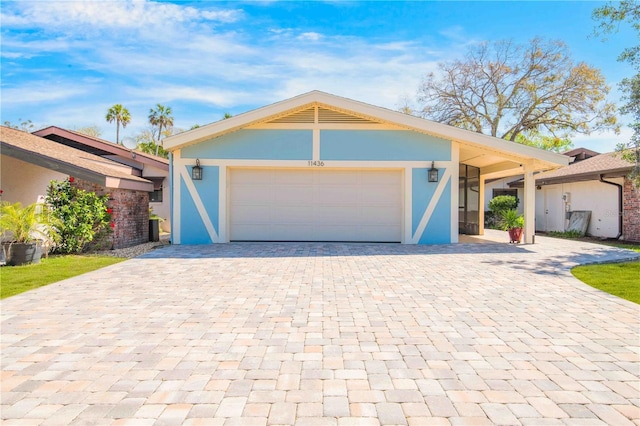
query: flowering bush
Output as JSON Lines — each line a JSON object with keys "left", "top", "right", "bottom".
{"left": 46, "top": 178, "right": 112, "bottom": 253}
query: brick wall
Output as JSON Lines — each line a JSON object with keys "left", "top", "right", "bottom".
{"left": 72, "top": 178, "right": 149, "bottom": 249}
{"left": 623, "top": 178, "right": 640, "bottom": 242}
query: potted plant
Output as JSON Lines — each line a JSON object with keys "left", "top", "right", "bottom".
{"left": 500, "top": 208, "right": 525, "bottom": 243}
{"left": 0, "top": 202, "right": 58, "bottom": 266}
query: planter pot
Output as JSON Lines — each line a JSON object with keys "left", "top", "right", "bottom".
{"left": 508, "top": 228, "right": 523, "bottom": 244}
{"left": 2, "top": 242, "right": 42, "bottom": 266}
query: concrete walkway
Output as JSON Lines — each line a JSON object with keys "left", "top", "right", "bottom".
{"left": 1, "top": 233, "right": 639, "bottom": 425}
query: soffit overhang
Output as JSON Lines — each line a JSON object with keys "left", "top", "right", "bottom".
{"left": 164, "top": 91, "right": 568, "bottom": 174}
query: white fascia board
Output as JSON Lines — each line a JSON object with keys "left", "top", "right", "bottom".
{"left": 323, "top": 95, "right": 569, "bottom": 169}
{"left": 105, "top": 177, "right": 154, "bottom": 192}
{"left": 164, "top": 90, "right": 570, "bottom": 171}
{"left": 164, "top": 91, "right": 325, "bottom": 150}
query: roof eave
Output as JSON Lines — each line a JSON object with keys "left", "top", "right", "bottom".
{"left": 2, "top": 144, "right": 153, "bottom": 191}
{"left": 508, "top": 167, "right": 632, "bottom": 187}
{"left": 163, "top": 91, "right": 568, "bottom": 170}
{"left": 34, "top": 126, "right": 169, "bottom": 170}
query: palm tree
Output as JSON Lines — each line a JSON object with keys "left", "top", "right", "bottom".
{"left": 105, "top": 104, "right": 131, "bottom": 145}
{"left": 148, "top": 104, "right": 174, "bottom": 156}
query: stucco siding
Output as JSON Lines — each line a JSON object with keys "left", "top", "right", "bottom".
{"left": 173, "top": 134, "right": 457, "bottom": 245}
{"left": 538, "top": 179, "right": 622, "bottom": 238}
{"left": 412, "top": 168, "right": 452, "bottom": 243}
{"left": 181, "top": 130, "right": 313, "bottom": 160}
{"left": 320, "top": 130, "right": 451, "bottom": 161}
{"left": 1, "top": 156, "right": 67, "bottom": 205}
{"left": 421, "top": 180, "right": 452, "bottom": 244}
{"left": 179, "top": 176, "right": 211, "bottom": 244}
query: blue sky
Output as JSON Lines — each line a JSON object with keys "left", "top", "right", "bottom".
{"left": 1, "top": 1, "right": 635, "bottom": 152}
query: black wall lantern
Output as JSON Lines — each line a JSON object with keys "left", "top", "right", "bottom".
{"left": 428, "top": 161, "right": 439, "bottom": 182}
{"left": 192, "top": 159, "right": 203, "bottom": 181}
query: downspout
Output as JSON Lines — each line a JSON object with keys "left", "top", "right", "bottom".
{"left": 599, "top": 174, "right": 623, "bottom": 240}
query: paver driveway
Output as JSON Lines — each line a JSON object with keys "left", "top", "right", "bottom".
{"left": 1, "top": 235, "right": 639, "bottom": 425}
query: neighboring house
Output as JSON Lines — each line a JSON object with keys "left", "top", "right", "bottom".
{"left": 484, "top": 148, "right": 604, "bottom": 215}
{"left": 163, "top": 91, "right": 567, "bottom": 245}
{"left": 1, "top": 126, "right": 154, "bottom": 249}
{"left": 33, "top": 126, "right": 171, "bottom": 232}
{"left": 507, "top": 148, "right": 639, "bottom": 241}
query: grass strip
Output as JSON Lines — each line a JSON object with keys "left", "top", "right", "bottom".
{"left": 1, "top": 255, "right": 126, "bottom": 299}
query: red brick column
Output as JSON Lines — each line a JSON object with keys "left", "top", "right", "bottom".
{"left": 71, "top": 178, "right": 149, "bottom": 249}
{"left": 623, "top": 178, "right": 640, "bottom": 242}
{"left": 109, "top": 189, "right": 149, "bottom": 248}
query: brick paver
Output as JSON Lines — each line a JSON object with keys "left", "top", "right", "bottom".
{"left": 1, "top": 232, "right": 638, "bottom": 424}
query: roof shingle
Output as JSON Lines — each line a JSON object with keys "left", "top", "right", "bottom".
{"left": 1, "top": 126, "right": 153, "bottom": 191}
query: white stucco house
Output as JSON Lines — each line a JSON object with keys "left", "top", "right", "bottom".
{"left": 483, "top": 148, "right": 639, "bottom": 242}
{"left": 33, "top": 126, "right": 171, "bottom": 232}
{"left": 1, "top": 126, "right": 155, "bottom": 248}
{"left": 164, "top": 91, "right": 568, "bottom": 245}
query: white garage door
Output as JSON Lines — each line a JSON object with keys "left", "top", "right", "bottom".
{"left": 229, "top": 169, "right": 402, "bottom": 242}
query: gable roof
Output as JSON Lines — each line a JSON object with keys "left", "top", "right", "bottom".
{"left": 33, "top": 126, "right": 169, "bottom": 171}
{"left": 164, "top": 90, "right": 568, "bottom": 177}
{"left": 534, "top": 152, "right": 633, "bottom": 185}
{"left": 563, "top": 147, "right": 600, "bottom": 161}
{"left": 1, "top": 126, "right": 153, "bottom": 192}
{"left": 507, "top": 151, "right": 633, "bottom": 188}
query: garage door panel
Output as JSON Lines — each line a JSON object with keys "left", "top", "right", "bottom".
{"left": 315, "top": 206, "right": 362, "bottom": 224}
{"left": 359, "top": 187, "right": 399, "bottom": 203}
{"left": 232, "top": 185, "right": 272, "bottom": 202}
{"left": 276, "top": 206, "right": 318, "bottom": 222}
{"left": 233, "top": 205, "right": 273, "bottom": 223}
{"left": 359, "top": 206, "right": 402, "bottom": 225}
{"left": 315, "top": 171, "right": 360, "bottom": 185}
{"left": 365, "top": 171, "right": 403, "bottom": 185}
{"left": 232, "top": 224, "right": 268, "bottom": 240}
{"left": 274, "top": 187, "right": 314, "bottom": 204}
{"left": 316, "top": 185, "right": 361, "bottom": 203}
{"left": 233, "top": 169, "right": 272, "bottom": 184}
{"left": 230, "top": 169, "right": 402, "bottom": 242}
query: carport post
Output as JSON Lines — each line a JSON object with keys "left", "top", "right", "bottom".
{"left": 523, "top": 160, "right": 535, "bottom": 244}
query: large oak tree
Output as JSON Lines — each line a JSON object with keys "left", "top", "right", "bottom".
{"left": 417, "top": 38, "right": 618, "bottom": 151}
{"left": 593, "top": 0, "right": 640, "bottom": 186}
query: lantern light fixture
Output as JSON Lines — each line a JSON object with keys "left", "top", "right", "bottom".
{"left": 192, "top": 159, "right": 203, "bottom": 181}
{"left": 428, "top": 161, "right": 439, "bottom": 182}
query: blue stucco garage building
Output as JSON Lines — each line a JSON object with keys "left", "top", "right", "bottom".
{"left": 164, "top": 91, "right": 567, "bottom": 244}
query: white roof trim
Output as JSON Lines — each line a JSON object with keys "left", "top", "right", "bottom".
{"left": 164, "top": 90, "right": 568, "bottom": 169}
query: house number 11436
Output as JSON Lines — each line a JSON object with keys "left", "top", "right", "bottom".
{"left": 308, "top": 161, "right": 325, "bottom": 167}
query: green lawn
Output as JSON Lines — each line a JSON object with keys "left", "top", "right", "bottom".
{"left": 1, "top": 255, "right": 125, "bottom": 299}
{"left": 570, "top": 242, "right": 640, "bottom": 304}
{"left": 572, "top": 261, "right": 640, "bottom": 304}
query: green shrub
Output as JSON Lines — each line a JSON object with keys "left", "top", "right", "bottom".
{"left": 488, "top": 195, "right": 519, "bottom": 216}
{"left": 46, "top": 179, "right": 112, "bottom": 254}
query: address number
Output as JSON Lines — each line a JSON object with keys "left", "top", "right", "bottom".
{"left": 308, "top": 161, "right": 325, "bottom": 167}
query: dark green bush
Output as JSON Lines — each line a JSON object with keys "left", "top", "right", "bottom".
{"left": 488, "top": 195, "right": 519, "bottom": 215}
{"left": 46, "top": 178, "right": 112, "bottom": 254}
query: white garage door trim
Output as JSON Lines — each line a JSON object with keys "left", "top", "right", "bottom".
{"left": 229, "top": 168, "right": 403, "bottom": 242}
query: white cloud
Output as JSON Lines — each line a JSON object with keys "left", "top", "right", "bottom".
{"left": 1, "top": 1, "right": 243, "bottom": 30}
{"left": 1, "top": 84, "right": 88, "bottom": 105}
{"left": 298, "top": 32, "right": 322, "bottom": 41}
{"left": 1, "top": 1, "right": 471, "bottom": 133}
